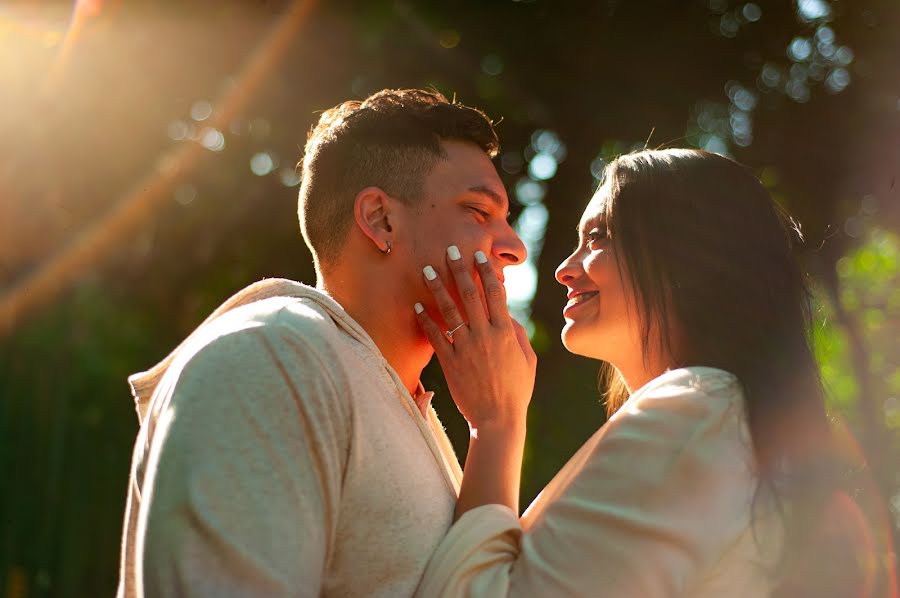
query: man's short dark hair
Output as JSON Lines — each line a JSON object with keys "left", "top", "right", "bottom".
{"left": 297, "top": 88, "right": 500, "bottom": 268}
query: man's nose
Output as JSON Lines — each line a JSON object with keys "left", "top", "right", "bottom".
{"left": 493, "top": 221, "right": 527, "bottom": 266}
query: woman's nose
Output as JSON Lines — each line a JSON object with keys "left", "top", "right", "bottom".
{"left": 555, "top": 252, "right": 579, "bottom": 286}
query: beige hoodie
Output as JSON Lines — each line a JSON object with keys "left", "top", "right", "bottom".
{"left": 118, "top": 279, "right": 462, "bottom": 598}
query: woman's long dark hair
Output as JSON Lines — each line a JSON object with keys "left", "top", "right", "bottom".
{"left": 597, "top": 149, "right": 846, "bottom": 594}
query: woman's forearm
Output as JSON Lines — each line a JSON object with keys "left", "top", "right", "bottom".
{"left": 454, "top": 420, "right": 528, "bottom": 521}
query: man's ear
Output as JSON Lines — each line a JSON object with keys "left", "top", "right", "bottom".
{"left": 353, "top": 186, "right": 394, "bottom": 254}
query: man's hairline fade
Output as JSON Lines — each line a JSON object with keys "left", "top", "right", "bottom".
{"left": 296, "top": 89, "right": 500, "bottom": 273}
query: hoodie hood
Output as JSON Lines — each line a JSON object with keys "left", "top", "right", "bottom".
{"left": 128, "top": 278, "right": 375, "bottom": 424}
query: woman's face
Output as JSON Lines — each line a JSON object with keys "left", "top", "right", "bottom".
{"left": 555, "top": 186, "right": 640, "bottom": 363}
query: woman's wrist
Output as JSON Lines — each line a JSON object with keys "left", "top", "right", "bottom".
{"left": 469, "top": 416, "right": 527, "bottom": 440}
{"left": 454, "top": 418, "right": 528, "bottom": 520}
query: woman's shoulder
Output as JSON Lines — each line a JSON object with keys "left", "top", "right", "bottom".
{"left": 605, "top": 367, "right": 750, "bottom": 461}
{"left": 623, "top": 366, "right": 743, "bottom": 407}
{"left": 638, "top": 366, "right": 740, "bottom": 397}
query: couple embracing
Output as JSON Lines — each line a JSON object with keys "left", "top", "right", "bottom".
{"left": 119, "top": 88, "right": 848, "bottom": 597}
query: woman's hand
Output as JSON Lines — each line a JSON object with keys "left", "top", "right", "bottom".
{"left": 415, "top": 247, "right": 537, "bottom": 433}
{"left": 415, "top": 246, "right": 537, "bottom": 518}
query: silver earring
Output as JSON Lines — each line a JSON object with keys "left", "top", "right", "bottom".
{"left": 381, "top": 240, "right": 392, "bottom": 255}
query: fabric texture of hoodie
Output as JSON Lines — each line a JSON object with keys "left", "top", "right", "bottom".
{"left": 117, "top": 278, "right": 462, "bottom": 598}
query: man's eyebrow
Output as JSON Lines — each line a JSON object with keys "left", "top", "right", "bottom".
{"left": 468, "top": 185, "right": 507, "bottom": 209}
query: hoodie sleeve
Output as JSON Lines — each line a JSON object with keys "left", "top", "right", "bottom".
{"left": 416, "top": 370, "right": 768, "bottom": 597}
{"left": 135, "top": 312, "right": 351, "bottom": 598}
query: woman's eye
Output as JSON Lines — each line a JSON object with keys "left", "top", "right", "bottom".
{"left": 586, "top": 229, "right": 608, "bottom": 247}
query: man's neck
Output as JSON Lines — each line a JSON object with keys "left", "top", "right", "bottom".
{"left": 319, "top": 275, "right": 432, "bottom": 397}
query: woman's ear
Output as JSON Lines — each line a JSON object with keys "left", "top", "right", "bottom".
{"left": 353, "top": 186, "right": 394, "bottom": 254}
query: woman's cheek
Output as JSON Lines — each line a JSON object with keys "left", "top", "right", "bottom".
{"left": 583, "top": 253, "right": 603, "bottom": 279}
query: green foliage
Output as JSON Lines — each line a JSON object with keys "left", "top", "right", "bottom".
{"left": 831, "top": 228, "right": 900, "bottom": 431}
{"left": 814, "top": 291, "right": 859, "bottom": 412}
{"left": 1, "top": 282, "right": 154, "bottom": 596}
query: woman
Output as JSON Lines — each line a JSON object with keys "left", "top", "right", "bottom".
{"left": 413, "top": 149, "right": 856, "bottom": 596}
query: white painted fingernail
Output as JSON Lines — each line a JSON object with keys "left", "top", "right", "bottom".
{"left": 474, "top": 250, "right": 487, "bottom": 264}
{"left": 414, "top": 302, "right": 424, "bottom": 314}
{"left": 447, "top": 245, "right": 461, "bottom": 261}
{"left": 423, "top": 265, "right": 437, "bottom": 280}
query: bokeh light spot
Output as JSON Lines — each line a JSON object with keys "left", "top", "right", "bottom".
{"left": 788, "top": 37, "right": 813, "bottom": 62}
{"left": 786, "top": 79, "right": 811, "bottom": 102}
{"left": 250, "top": 152, "right": 276, "bottom": 176}
{"left": 590, "top": 156, "right": 608, "bottom": 180}
{"left": 167, "top": 120, "right": 190, "bottom": 141}
{"left": 528, "top": 153, "right": 558, "bottom": 181}
{"left": 515, "top": 178, "right": 546, "bottom": 206}
{"left": 731, "top": 86, "right": 758, "bottom": 111}
{"left": 701, "top": 134, "right": 730, "bottom": 156}
{"left": 438, "top": 29, "right": 460, "bottom": 49}
{"left": 790, "top": 63, "right": 809, "bottom": 83}
{"left": 501, "top": 151, "right": 524, "bottom": 174}
{"left": 861, "top": 194, "right": 879, "bottom": 216}
{"left": 825, "top": 67, "right": 851, "bottom": 93}
{"left": 797, "top": 0, "right": 831, "bottom": 23}
{"left": 279, "top": 168, "right": 302, "bottom": 187}
{"left": 815, "top": 25, "right": 835, "bottom": 44}
{"left": 199, "top": 127, "right": 225, "bottom": 152}
{"left": 835, "top": 46, "right": 854, "bottom": 66}
{"left": 760, "top": 63, "right": 782, "bottom": 88}
{"left": 742, "top": 3, "right": 762, "bottom": 22}
{"left": 481, "top": 54, "right": 504, "bottom": 76}
{"left": 531, "top": 129, "right": 566, "bottom": 161}
{"left": 844, "top": 215, "right": 863, "bottom": 238}
{"left": 719, "top": 13, "right": 740, "bottom": 37}
{"left": 190, "top": 100, "right": 213, "bottom": 122}
{"left": 174, "top": 184, "right": 197, "bottom": 206}
{"left": 504, "top": 260, "right": 538, "bottom": 310}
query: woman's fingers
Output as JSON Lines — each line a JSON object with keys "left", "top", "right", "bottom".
{"left": 423, "top": 264, "right": 466, "bottom": 337}
{"left": 511, "top": 319, "right": 538, "bottom": 368}
{"left": 474, "top": 250, "right": 511, "bottom": 326}
{"left": 445, "top": 246, "right": 488, "bottom": 331}
{"left": 414, "top": 302, "right": 452, "bottom": 357}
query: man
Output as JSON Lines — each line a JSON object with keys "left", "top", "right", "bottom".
{"left": 117, "top": 88, "right": 526, "bottom": 597}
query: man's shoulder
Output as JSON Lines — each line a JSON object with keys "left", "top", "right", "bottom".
{"left": 166, "top": 296, "right": 357, "bottom": 402}
{"left": 211, "top": 295, "right": 344, "bottom": 344}
{"left": 168, "top": 296, "right": 352, "bottom": 380}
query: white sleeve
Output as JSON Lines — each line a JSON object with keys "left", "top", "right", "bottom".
{"left": 417, "top": 376, "right": 758, "bottom": 597}
{"left": 136, "top": 318, "right": 350, "bottom": 597}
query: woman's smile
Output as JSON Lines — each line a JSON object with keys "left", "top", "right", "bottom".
{"left": 563, "top": 289, "right": 600, "bottom": 316}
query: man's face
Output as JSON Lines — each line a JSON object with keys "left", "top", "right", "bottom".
{"left": 396, "top": 139, "right": 526, "bottom": 327}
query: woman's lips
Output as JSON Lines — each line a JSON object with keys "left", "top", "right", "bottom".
{"left": 563, "top": 291, "right": 599, "bottom": 316}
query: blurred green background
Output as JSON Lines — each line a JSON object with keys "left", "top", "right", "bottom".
{"left": 2, "top": 0, "right": 899, "bottom": 595}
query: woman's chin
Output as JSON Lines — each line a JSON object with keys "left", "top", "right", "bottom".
{"left": 561, "top": 326, "right": 601, "bottom": 359}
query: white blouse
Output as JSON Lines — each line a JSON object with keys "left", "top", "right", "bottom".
{"left": 416, "top": 367, "right": 783, "bottom": 597}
